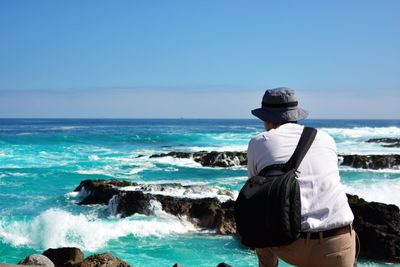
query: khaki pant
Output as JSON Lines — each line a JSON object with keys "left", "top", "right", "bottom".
{"left": 256, "top": 229, "right": 357, "bottom": 267}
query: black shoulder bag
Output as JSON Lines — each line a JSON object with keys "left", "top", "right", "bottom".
{"left": 234, "top": 127, "right": 317, "bottom": 248}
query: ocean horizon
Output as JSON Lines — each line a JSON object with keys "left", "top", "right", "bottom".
{"left": 1, "top": 118, "right": 399, "bottom": 266}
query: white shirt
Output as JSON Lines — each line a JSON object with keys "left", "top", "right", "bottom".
{"left": 247, "top": 123, "right": 354, "bottom": 231}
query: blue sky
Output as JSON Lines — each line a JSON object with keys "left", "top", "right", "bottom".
{"left": 0, "top": 0, "right": 399, "bottom": 118}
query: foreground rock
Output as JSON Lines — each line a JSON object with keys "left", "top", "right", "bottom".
{"left": 367, "top": 138, "right": 400, "bottom": 148}
{"left": 42, "top": 247, "right": 84, "bottom": 267}
{"left": 18, "top": 254, "right": 55, "bottom": 267}
{"left": 75, "top": 179, "right": 400, "bottom": 262}
{"left": 80, "top": 253, "right": 131, "bottom": 267}
{"left": 150, "top": 151, "right": 400, "bottom": 169}
{"left": 348, "top": 194, "right": 400, "bottom": 262}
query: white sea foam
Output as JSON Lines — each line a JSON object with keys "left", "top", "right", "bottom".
{"left": 88, "top": 155, "right": 100, "bottom": 161}
{"left": 184, "top": 145, "right": 247, "bottom": 152}
{"left": 49, "top": 126, "right": 82, "bottom": 131}
{"left": 339, "top": 166, "right": 400, "bottom": 173}
{"left": 76, "top": 170, "right": 108, "bottom": 175}
{"left": 16, "top": 132, "right": 34, "bottom": 136}
{"left": 320, "top": 126, "right": 400, "bottom": 139}
{"left": 149, "top": 156, "right": 203, "bottom": 168}
{"left": 120, "top": 183, "right": 237, "bottom": 202}
{"left": 0, "top": 208, "right": 196, "bottom": 251}
{"left": 318, "top": 126, "right": 400, "bottom": 154}
{"left": 343, "top": 178, "right": 400, "bottom": 208}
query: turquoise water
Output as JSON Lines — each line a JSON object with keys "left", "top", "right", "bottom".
{"left": 0, "top": 119, "right": 399, "bottom": 266}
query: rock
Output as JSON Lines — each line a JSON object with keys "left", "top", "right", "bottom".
{"left": 216, "top": 263, "right": 232, "bottom": 267}
{"left": 18, "top": 254, "right": 55, "bottom": 267}
{"left": 42, "top": 247, "right": 84, "bottom": 267}
{"left": 150, "top": 151, "right": 247, "bottom": 167}
{"left": 347, "top": 194, "right": 400, "bottom": 262}
{"left": 366, "top": 138, "right": 400, "bottom": 143}
{"left": 74, "top": 179, "right": 137, "bottom": 205}
{"left": 340, "top": 155, "right": 400, "bottom": 169}
{"left": 382, "top": 143, "right": 400, "bottom": 148}
{"left": 151, "top": 151, "right": 400, "bottom": 169}
{"left": 76, "top": 180, "right": 235, "bottom": 234}
{"left": 195, "top": 151, "right": 247, "bottom": 167}
{"left": 172, "top": 264, "right": 183, "bottom": 267}
{"left": 366, "top": 138, "right": 400, "bottom": 148}
{"left": 80, "top": 252, "right": 131, "bottom": 267}
{"left": 111, "top": 190, "right": 235, "bottom": 233}
{"left": 218, "top": 201, "right": 236, "bottom": 235}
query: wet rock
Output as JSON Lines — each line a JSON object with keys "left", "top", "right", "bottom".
{"left": 42, "top": 247, "right": 84, "bottom": 267}
{"left": 172, "top": 264, "right": 183, "bottom": 267}
{"left": 18, "top": 254, "right": 55, "bottom": 267}
{"left": 150, "top": 151, "right": 247, "bottom": 167}
{"left": 366, "top": 138, "right": 400, "bottom": 147}
{"left": 80, "top": 252, "right": 131, "bottom": 267}
{"left": 216, "top": 263, "right": 232, "bottom": 267}
{"left": 340, "top": 155, "right": 400, "bottom": 169}
{"left": 151, "top": 151, "right": 400, "bottom": 169}
{"left": 112, "top": 191, "right": 234, "bottom": 233}
{"left": 74, "top": 179, "right": 137, "bottom": 205}
{"left": 76, "top": 180, "right": 235, "bottom": 234}
{"left": 347, "top": 194, "right": 400, "bottom": 262}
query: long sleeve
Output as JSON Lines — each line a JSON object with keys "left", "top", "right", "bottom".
{"left": 247, "top": 139, "right": 257, "bottom": 178}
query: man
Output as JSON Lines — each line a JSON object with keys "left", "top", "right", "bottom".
{"left": 247, "top": 88, "right": 356, "bottom": 267}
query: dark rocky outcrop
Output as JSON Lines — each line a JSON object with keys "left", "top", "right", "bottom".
{"left": 151, "top": 151, "right": 400, "bottom": 169}
{"left": 150, "top": 151, "right": 247, "bottom": 167}
{"left": 347, "top": 194, "right": 400, "bottom": 263}
{"left": 76, "top": 180, "right": 235, "bottom": 234}
{"left": 42, "top": 247, "right": 84, "bottom": 267}
{"left": 340, "top": 155, "right": 400, "bottom": 169}
{"left": 80, "top": 253, "right": 131, "bottom": 267}
{"left": 75, "top": 180, "right": 400, "bottom": 263}
{"left": 18, "top": 254, "right": 55, "bottom": 267}
{"left": 366, "top": 138, "right": 400, "bottom": 148}
{"left": 74, "top": 179, "right": 137, "bottom": 205}
{"left": 110, "top": 191, "right": 235, "bottom": 234}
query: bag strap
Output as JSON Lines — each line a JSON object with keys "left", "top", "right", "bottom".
{"left": 258, "top": 127, "right": 317, "bottom": 176}
{"left": 284, "top": 127, "right": 317, "bottom": 171}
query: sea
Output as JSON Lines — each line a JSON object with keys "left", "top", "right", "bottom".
{"left": 0, "top": 119, "right": 399, "bottom": 267}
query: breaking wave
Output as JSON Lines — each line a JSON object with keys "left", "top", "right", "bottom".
{"left": 0, "top": 208, "right": 196, "bottom": 252}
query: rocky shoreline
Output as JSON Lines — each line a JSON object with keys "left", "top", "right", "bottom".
{"left": 75, "top": 179, "right": 400, "bottom": 263}
{"left": 149, "top": 151, "right": 400, "bottom": 170}
{"left": 17, "top": 247, "right": 227, "bottom": 267}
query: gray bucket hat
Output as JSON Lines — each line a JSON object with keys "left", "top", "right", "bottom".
{"left": 251, "top": 87, "right": 309, "bottom": 124}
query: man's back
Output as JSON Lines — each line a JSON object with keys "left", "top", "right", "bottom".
{"left": 247, "top": 123, "right": 354, "bottom": 231}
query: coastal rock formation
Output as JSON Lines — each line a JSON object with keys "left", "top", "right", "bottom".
{"left": 75, "top": 180, "right": 400, "bottom": 262}
{"left": 150, "top": 151, "right": 247, "bottom": 167}
{"left": 76, "top": 180, "right": 235, "bottom": 233}
{"left": 348, "top": 194, "right": 400, "bottom": 263}
{"left": 80, "top": 252, "right": 131, "bottom": 267}
{"left": 18, "top": 254, "right": 55, "bottom": 267}
{"left": 340, "top": 154, "right": 400, "bottom": 169}
{"left": 75, "top": 179, "right": 137, "bottom": 205}
{"left": 42, "top": 247, "right": 84, "bottom": 267}
{"left": 366, "top": 138, "right": 400, "bottom": 148}
{"left": 150, "top": 151, "right": 400, "bottom": 169}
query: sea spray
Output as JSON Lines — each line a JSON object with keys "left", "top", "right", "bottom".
{"left": 0, "top": 208, "right": 197, "bottom": 252}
